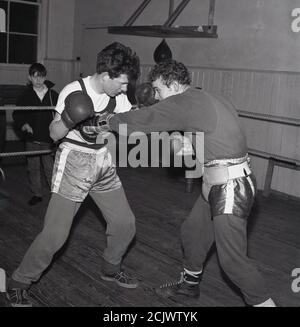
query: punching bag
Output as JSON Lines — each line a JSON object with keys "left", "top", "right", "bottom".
{"left": 153, "top": 39, "right": 172, "bottom": 64}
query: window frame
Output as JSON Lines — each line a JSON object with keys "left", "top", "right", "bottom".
{"left": 0, "top": 0, "right": 42, "bottom": 65}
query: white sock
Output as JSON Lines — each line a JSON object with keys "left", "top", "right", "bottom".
{"left": 184, "top": 268, "right": 202, "bottom": 277}
{"left": 253, "top": 298, "right": 276, "bottom": 307}
{"left": 0, "top": 268, "right": 6, "bottom": 293}
{"left": 183, "top": 268, "right": 202, "bottom": 284}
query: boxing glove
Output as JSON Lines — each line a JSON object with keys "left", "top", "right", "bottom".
{"left": 170, "top": 135, "right": 194, "bottom": 156}
{"left": 81, "top": 112, "right": 114, "bottom": 135}
{"left": 61, "top": 91, "right": 94, "bottom": 129}
{"left": 77, "top": 115, "right": 99, "bottom": 143}
{"left": 170, "top": 135, "right": 184, "bottom": 156}
{"left": 135, "top": 82, "right": 157, "bottom": 108}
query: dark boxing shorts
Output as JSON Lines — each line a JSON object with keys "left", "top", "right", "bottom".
{"left": 202, "top": 155, "right": 256, "bottom": 219}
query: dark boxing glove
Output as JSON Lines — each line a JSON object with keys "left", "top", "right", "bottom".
{"left": 61, "top": 91, "right": 94, "bottom": 129}
{"left": 135, "top": 82, "right": 157, "bottom": 108}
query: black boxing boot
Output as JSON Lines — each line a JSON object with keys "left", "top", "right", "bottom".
{"left": 28, "top": 196, "right": 42, "bottom": 206}
{"left": 155, "top": 268, "right": 202, "bottom": 299}
{"left": 0, "top": 270, "right": 32, "bottom": 307}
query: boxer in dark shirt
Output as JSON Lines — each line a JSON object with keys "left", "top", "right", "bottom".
{"left": 108, "top": 60, "right": 276, "bottom": 307}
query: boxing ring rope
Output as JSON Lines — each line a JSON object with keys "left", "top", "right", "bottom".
{"left": 0, "top": 105, "right": 299, "bottom": 164}
{"left": 1, "top": 106, "right": 299, "bottom": 126}
{"left": 0, "top": 106, "right": 56, "bottom": 181}
{"left": 0, "top": 150, "right": 53, "bottom": 158}
{"left": 0, "top": 107, "right": 56, "bottom": 158}
{"left": 0, "top": 106, "right": 54, "bottom": 111}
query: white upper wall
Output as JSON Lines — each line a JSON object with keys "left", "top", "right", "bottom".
{"left": 74, "top": 0, "right": 300, "bottom": 72}
{"left": 46, "top": 0, "right": 76, "bottom": 60}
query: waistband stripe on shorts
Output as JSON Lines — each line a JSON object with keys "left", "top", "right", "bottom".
{"left": 205, "top": 154, "right": 249, "bottom": 167}
{"left": 61, "top": 141, "right": 108, "bottom": 154}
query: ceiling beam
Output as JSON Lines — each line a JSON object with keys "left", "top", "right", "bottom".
{"left": 124, "top": 0, "right": 152, "bottom": 26}
{"left": 163, "top": 0, "right": 191, "bottom": 27}
{"left": 108, "top": 0, "right": 218, "bottom": 38}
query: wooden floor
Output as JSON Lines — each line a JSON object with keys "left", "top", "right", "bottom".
{"left": 0, "top": 151, "right": 300, "bottom": 307}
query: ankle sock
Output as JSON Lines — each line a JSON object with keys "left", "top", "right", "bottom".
{"left": 183, "top": 268, "right": 202, "bottom": 284}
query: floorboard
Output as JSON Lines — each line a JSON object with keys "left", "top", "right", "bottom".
{"left": 0, "top": 151, "right": 300, "bottom": 307}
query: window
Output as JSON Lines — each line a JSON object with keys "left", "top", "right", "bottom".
{"left": 0, "top": 0, "right": 40, "bottom": 64}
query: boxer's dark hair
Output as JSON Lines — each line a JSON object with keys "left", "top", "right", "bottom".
{"left": 29, "top": 63, "right": 47, "bottom": 77}
{"left": 148, "top": 60, "right": 191, "bottom": 87}
{"left": 96, "top": 42, "right": 140, "bottom": 81}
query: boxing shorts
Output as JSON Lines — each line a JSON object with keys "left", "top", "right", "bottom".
{"left": 202, "top": 154, "right": 256, "bottom": 219}
{"left": 51, "top": 142, "right": 121, "bottom": 202}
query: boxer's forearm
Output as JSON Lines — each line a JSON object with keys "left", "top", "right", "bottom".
{"left": 109, "top": 103, "right": 185, "bottom": 135}
{"left": 49, "top": 116, "right": 69, "bottom": 142}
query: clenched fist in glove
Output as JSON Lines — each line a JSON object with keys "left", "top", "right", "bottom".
{"left": 61, "top": 91, "right": 94, "bottom": 129}
{"left": 135, "top": 82, "right": 157, "bottom": 108}
{"left": 81, "top": 112, "right": 114, "bottom": 136}
{"left": 170, "top": 135, "right": 194, "bottom": 157}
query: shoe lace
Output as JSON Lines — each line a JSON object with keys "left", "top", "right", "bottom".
{"left": 117, "top": 271, "right": 131, "bottom": 280}
{"left": 9, "top": 288, "right": 30, "bottom": 302}
{"left": 159, "top": 272, "right": 185, "bottom": 289}
{"left": 21, "top": 289, "right": 30, "bottom": 300}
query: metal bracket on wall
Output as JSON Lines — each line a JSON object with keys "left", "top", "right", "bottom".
{"left": 107, "top": 0, "right": 218, "bottom": 38}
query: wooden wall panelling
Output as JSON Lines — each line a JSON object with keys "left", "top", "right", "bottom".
{"left": 0, "top": 65, "right": 28, "bottom": 141}
{"left": 297, "top": 128, "right": 300, "bottom": 162}
{"left": 0, "top": 65, "right": 28, "bottom": 85}
{"left": 254, "top": 73, "right": 273, "bottom": 114}
{"left": 43, "top": 59, "right": 77, "bottom": 92}
{"left": 190, "top": 69, "right": 200, "bottom": 87}
{"left": 189, "top": 70, "right": 196, "bottom": 86}
{"left": 292, "top": 130, "right": 300, "bottom": 196}
{"left": 289, "top": 74, "right": 300, "bottom": 118}
{"left": 271, "top": 73, "right": 300, "bottom": 119}
{"left": 272, "top": 125, "right": 300, "bottom": 197}
{"left": 220, "top": 70, "right": 234, "bottom": 99}
{"left": 271, "top": 74, "right": 299, "bottom": 196}
{"left": 278, "top": 75, "right": 293, "bottom": 117}
{"left": 280, "top": 125, "right": 298, "bottom": 159}
{"left": 139, "top": 65, "right": 152, "bottom": 83}
{"left": 271, "top": 73, "right": 283, "bottom": 117}
{"left": 233, "top": 71, "right": 254, "bottom": 111}
{"left": 273, "top": 165, "right": 300, "bottom": 198}
{"left": 204, "top": 70, "right": 222, "bottom": 94}
{"left": 291, "top": 75, "right": 300, "bottom": 118}
{"left": 248, "top": 156, "right": 268, "bottom": 190}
